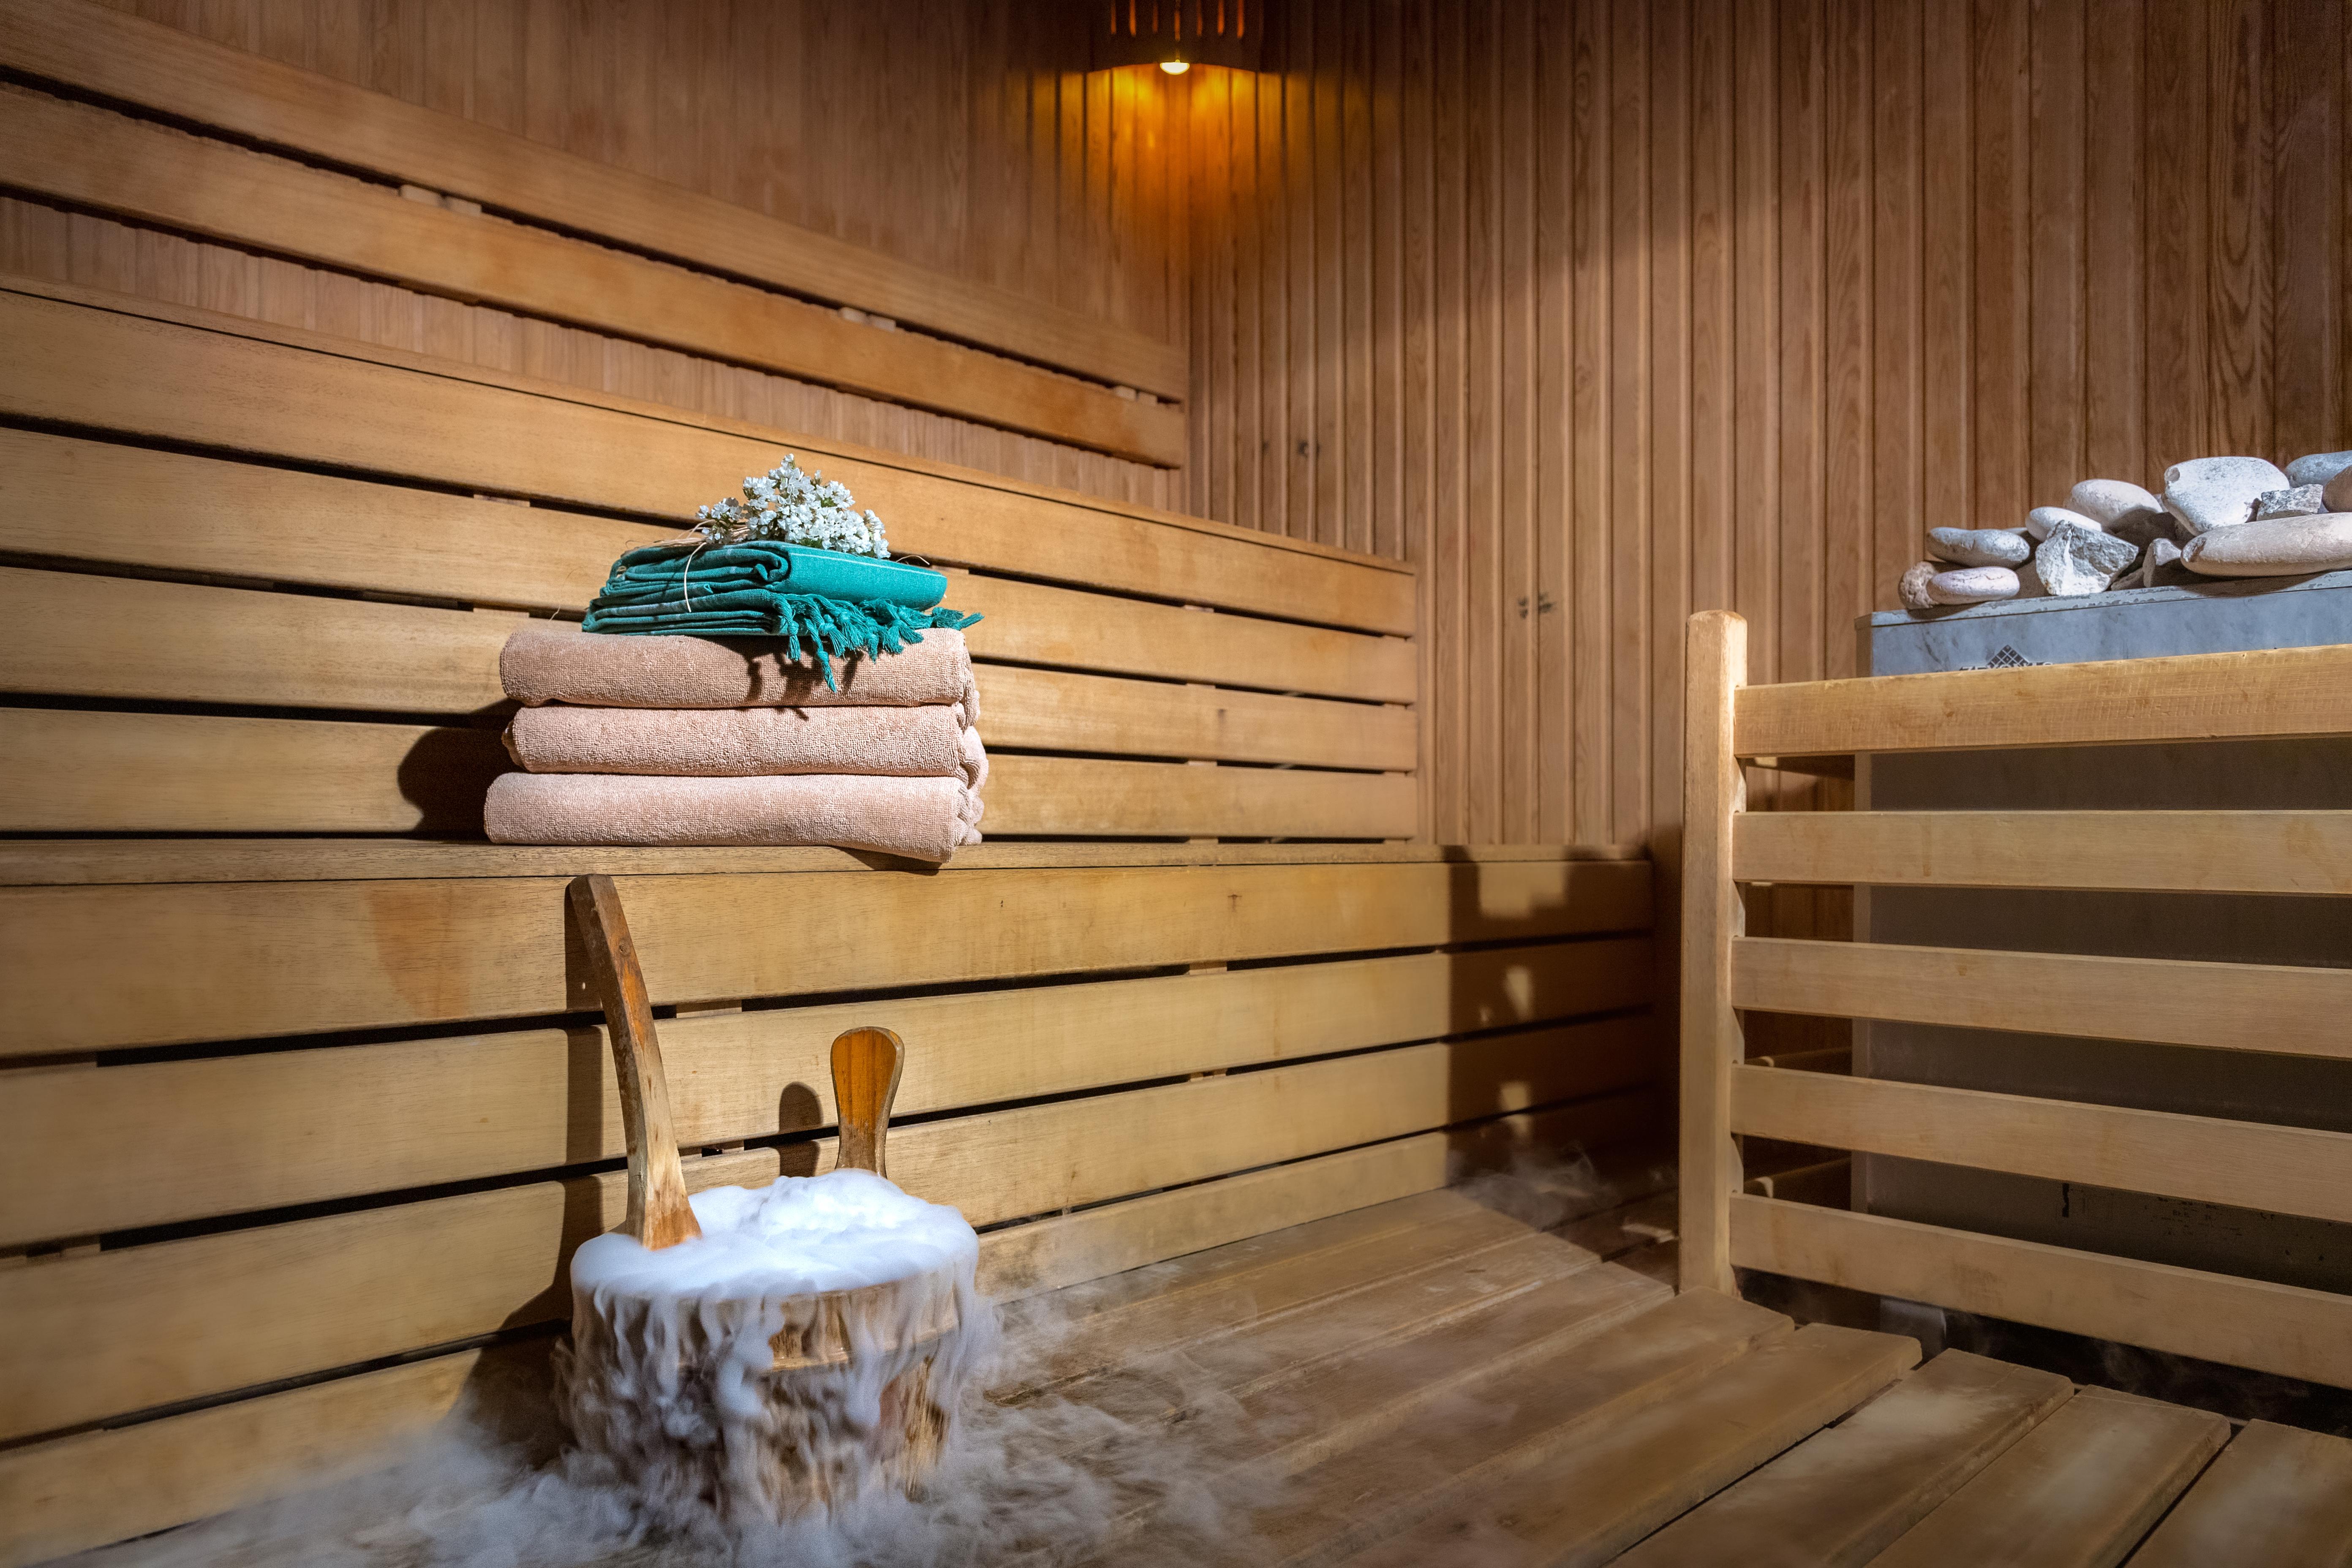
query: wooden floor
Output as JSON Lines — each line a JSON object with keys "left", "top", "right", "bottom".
{"left": 996, "top": 1184, "right": 2352, "bottom": 1568}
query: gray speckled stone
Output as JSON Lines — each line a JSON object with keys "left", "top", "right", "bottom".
{"left": 2025, "top": 505, "right": 2103, "bottom": 541}
{"left": 2255, "top": 484, "right": 2326, "bottom": 520}
{"left": 1926, "top": 566, "right": 2021, "bottom": 605}
{"left": 1927, "top": 527, "right": 2031, "bottom": 568}
{"left": 2283, "top": 450, "right": 2352, "bottom": 487}
{"left": 2162, "top": 455, "right": 2288, "bottom": 535}
{"left": 2035, "top": 521, "right": 2141, "bottom": 596}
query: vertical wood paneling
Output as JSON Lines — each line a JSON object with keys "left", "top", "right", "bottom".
{"left": 1181, "top": 0, "right": 2347, "bottom": 854}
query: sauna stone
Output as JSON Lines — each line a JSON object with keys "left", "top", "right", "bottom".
{"left": 2326, "top": 468, "right": 2352, "bottom": 514}
{"left": 1898, "top": 561, "right": 1939, "bottom": 610}
{"left": 1927, "top": 527, "right": 2030, "bottom": 568}
{"left": 2035, "top": 521, "right": 2140, "bottom": 596}
{"left": 2069, "top": 478, "right": 2167, "bottom": 534}
{"left": 2255, "top": 485, "right": 2326, "bottom": 520}
{"left": 2137, "top": 536, "right": 2184, "bottom": 589}
{"left": 2284, "top": 449, "right": 2352, "bottom": 487}
{"left": 2181, "top": 513, "right": 2352, "bottom": 577}
{"left": 2162, "top": 455, "right": 2288, "bottom": 535}
{"left": 2025, "top": 505, "right": 2102, "bottom": 540}
{"left": 1926, "top": 566, "right": 2020, "bottom": 605}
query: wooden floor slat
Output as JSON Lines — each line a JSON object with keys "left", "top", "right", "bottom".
{"left": 1322, "top": 1322, "right": 1919, "bottom": 1568}
{"left": 1868, "top": 1387, "right": 2230, "bottom": 1568}
{"left": 1614, "top": 1349, "right": 2072, "bottom": 1567}
{"left": 2125, "top": 1420, "right": 2352, "bottom": 1568}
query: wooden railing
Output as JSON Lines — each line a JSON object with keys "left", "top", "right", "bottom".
{"left": 1679, "top": 609, "right": 2352, "bottom": 1390}
{"left": 0, "top": 0, "right": 1185, "bottom": 463}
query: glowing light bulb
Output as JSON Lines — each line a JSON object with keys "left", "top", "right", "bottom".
{"left": 1160, "top": 57, "right": 1190, "bottom": 74}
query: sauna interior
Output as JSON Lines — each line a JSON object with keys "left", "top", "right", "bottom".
{"left": 2, "top": 0, "right": 2349, "bottom": 1563}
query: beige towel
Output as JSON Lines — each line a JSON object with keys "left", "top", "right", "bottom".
{"left": 501, "top": 626, "right": 979, "bottom": 719}
{"left": 484, "top": 773, "right": 983, "bottom": 863}
{"left": 505, "top": 704, "right": 988, "bottom": 786}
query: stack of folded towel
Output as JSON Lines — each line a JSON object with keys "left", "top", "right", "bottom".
{"left": 483, "top": 542, "right": 986, "bottom": 862}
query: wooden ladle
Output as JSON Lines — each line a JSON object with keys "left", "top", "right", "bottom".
{"left": 568, "top": 873, "right": 702, "bottom": 1250}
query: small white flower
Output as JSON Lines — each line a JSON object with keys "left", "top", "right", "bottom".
{"left": 688, "top": 455, "right": 890, "bottom": 557}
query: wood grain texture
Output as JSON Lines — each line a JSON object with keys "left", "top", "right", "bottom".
{"left": 0, "top": 280, "right": 1413, "bottom": 634}
{"left": 1868, "top": 1388, "right": 2228, "bottom": 1568}
{"left": 0, "top": 84, "right": 1184, "bottom": 464}
{"left": 1731, "top": 936, "right": 2352, "bottom": 1060}
{"left": 2125, "top": 1419, "right": 2352, "bottom": 1568}
{"left": 0, "top": 857, "right": 1652, "bottom": 1054}
{"left": 1733, "top": 1064, "right": 2352, "bottom": 1226}
{"left": 1735, "top": 809, "right": 2352, "bottom": 895}
{"left": 1737, "top": 645, "right": 2352, "bottom": 758}
{"left": 1173, "top": 0, "right": 2349, "bottom": 848}
{"left": 0, "top": 0, "right": 1187, "bottom": 397}
{"left": 0, "top": 1029, "right": 1659, "bottom": 1440}
{"left": 566, "top": 874, "right": 700, "bottom": 1250}
{"left": 1731, "top": 1195, "right": 2352, "bottom": 1390}
{"left": 0, "top": 942, "right": 1653, "bottom": 1245}
{"left": 1677, "top": 611, "right": 1746, "bottom": 1295}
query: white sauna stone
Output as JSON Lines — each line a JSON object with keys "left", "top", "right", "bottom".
{"left": 2255, "top": 484, "right": 2326, "bottom": 520}
{"left": 1927, "top": 527, "right": 2031, "bottom": 568}
{"left": 1898, "top": 561, "right": 1939, "bottom": 610}
{"left": 2180, "top": 513, "right": 2352, "bottom": 577}
{"left": 2069, "top": 479, "right": 2166, "bottom": 532}
{"left": 2161, "top": 455, "right": 2287, "bottom": 535}
{"left": 2025, "top": 505, "right": 2102, "bottom": 541}
{"left": 2035, "top": 521, "right": 2141, "bottom": 596}
{"left": 1925, "top": 566, "right": 2019, "bottom": 605}
{"left": 2283, "top": 450, "right": 2352, "bottom": 487}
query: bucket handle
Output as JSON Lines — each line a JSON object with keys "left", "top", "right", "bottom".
{"left": 568, "top": 874, "right": 703, "bottom": 1250}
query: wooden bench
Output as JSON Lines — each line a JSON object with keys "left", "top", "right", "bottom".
{"left": 0, "top": 276, "right": 1658, "bottom": 1565}
{"left": 1677, "top": 608, "right": 2352, "bottom": 1388}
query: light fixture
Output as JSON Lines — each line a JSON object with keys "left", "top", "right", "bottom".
{"left": 1091, "top": 2, "right": 1261, "bottom": 74}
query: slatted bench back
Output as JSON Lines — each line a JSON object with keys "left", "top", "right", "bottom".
{"left": 1678, "top": 609, "right": 2352, "bottom": 1391}
{"left": 0, "top": 275, "right": 1417, "bottom": 842}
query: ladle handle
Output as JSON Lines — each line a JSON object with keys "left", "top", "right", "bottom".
{"left": 832, "top": 1027, "right": 905, "bottom": 1178}
{"left": 568, "top": 874, "right": 702, "bottom": 1250}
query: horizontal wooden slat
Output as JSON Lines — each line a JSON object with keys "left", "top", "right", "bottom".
{"left": 0, "top": 430, "right": 1415, "bottom": 702}
{"left": 1735, "top": 810, "right": 2352, "bottom": 895}
{"left": 0, "top": 1341, "right": 509, "bottom": 1568}
{"left": 980, "top": 667, "right": 1416, "bottom": 770}
{"left": 1731, "top": 1065, "right": 2352, "bottom": 1225}
{"left": 988, "top": 755, "right": 1414, "bottom": 838}
{"left": 1737, "top": 644, "right": 2352, "bottom": 757}
{"left": 0, "top": 709, "right": 496, "bottom": 835}
{"left": 0, "top": 839, "right": 1643, "bottom": 887}
{"left": 0, "top": 280, "right": 1415, "bottom": 633}
{"left": 0, "top": 939, "right": 1654, "bottom": 1244}
{"left": 0, "top": 708, "right": 1412, "bottom": 837}
{"left": 0, "top": 86, "right": 1182, "bottom": 465}
{"left": 1730, "top": 1195, "right": 2352, "bottom": 1390}
{"left": 0, "top": 1027, "right": 1656, "bottom": 1441}
{"left": 1732, "top": 937, "right": 2352, "bottom": 1060}
{"left": 0, "top": 857, "right": 1650, "bottom": 1053}
{"left": 0, "top": 0, "right": 1187, "bottom": 399}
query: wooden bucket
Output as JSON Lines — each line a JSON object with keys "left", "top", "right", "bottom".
{"left": 565, "top": 875, "right": 971, "bottom": 1517}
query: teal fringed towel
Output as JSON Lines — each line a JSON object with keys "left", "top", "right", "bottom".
{"left": 583, "top": 542, "right": 981, "bottom": 684}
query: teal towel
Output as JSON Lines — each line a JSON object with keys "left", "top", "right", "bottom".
{"left": 605, "top": 542, "right": 948, "bottom": 610}
{"left": 583, "top": 542, "right": 979, "bottom": 689}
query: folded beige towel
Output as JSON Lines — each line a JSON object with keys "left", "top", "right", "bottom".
{"left": 504, "top": 704, "right": 988, "bottom": 786}
{"left": 500, "top": 626, "right": 978, "bottom": 719}
{"left": 484, "top": 773, "right": 983, "bottom": 863}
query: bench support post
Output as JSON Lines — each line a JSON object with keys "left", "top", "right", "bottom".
{"left": 1679, "top": 611, "right": 1747, "bottom": 1294}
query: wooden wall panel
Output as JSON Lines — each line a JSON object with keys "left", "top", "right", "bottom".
{"left": 1179, "top": 0, "right": 2352, "bottom": 852}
